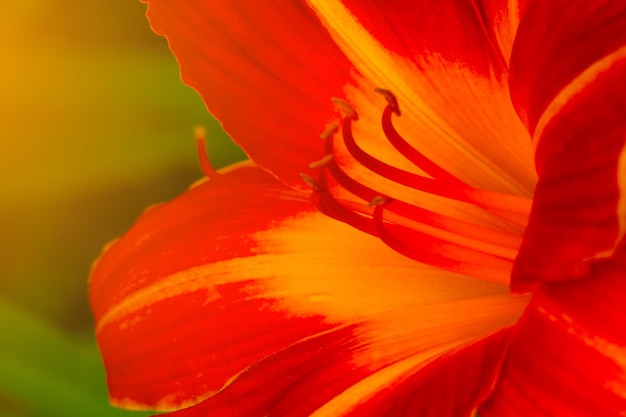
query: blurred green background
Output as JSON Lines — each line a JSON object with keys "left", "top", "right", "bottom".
{"left": 0, "top": 1, "right": 245, "bottom": 416}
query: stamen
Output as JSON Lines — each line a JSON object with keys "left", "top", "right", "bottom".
{"left": 304, "top": 90, "right": 529, "bottom": 282}
{"left": 367, "top": 195, "right": 391, "bottom": 208}
{"left": 325, "top": 149, "right": 523, "bottom": 250}
{"left": 331, "top": 97, "right": 358, "bottom": 121}
{"left": 374, "top": 88, "right": 401, "bottom": 116}
{"left": 308, "top": 154, "right": 334, "bottom": 169}
{"left": 319, "top": 121, "right": 340, "bottom": 139}
{"left": 314, "top": 191, "right": 377, "bottom": 236}
{"left": 380, "top": 106, "right": 463, "bottom": 185}
{"left": 340, "top": 115, "right": 461, "bottom": 196}
{"left": 372, "top": 204, "right": 513, "bottom": 283}
{"left": 299, "top": 172, "right": 322, "bottom": 191}
{"left": 376, "top": 110, "right": 531, "bottom": 227}
{"left": 194, "top": 126, "right": 218, "bottom": 179}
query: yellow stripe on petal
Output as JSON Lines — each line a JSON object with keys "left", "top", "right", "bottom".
{"left": 252, "top": 211, "right": 518, "bottom": 321}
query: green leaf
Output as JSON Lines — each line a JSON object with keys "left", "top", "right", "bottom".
{"left": 0, "top": 297, "right": 155, "bottom": 417}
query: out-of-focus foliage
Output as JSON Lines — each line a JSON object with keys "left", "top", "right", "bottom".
{"left": 0, "top": 298, "right": 155, "bottom": 417}
{"left": 0, "top": 1, "right": 245, "bottom": 415}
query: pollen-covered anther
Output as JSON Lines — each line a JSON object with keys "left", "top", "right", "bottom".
{"left": 308, "top": 154, "right": 334, "bottom": 169}
{"left": 319, "top": 121, "right": 340, "bottom": 139}
{"left": 299, "top": 172, "right": 322, "bottom": 192}
{"left": 331, "top": 97, "right": 359, "bottom": 121}
{"left": 374, "top": 88, "right": 401, "bottom": 116}
{"left": 367, "top": 195, "right": 392, "bottom": 208}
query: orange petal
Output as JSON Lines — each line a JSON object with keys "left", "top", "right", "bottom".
{"left": 90, "top": 163, "right": 527, "bottom": 413}
{"left": 480, "top": 263, "right": 626, "bottom": 416}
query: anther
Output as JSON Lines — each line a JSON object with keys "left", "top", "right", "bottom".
{"left": 319, "top": 121, "right": 340, "bottom": 139}
{"left": 367, "top": 195, "right": 392, "bottom": 208}
{"left": 299, "top": 172, "right": 322, "bottom": 191}
{"left": 308, "top": 154, "right": 334, "bottom": 169}
{"left": 374, "top": 88, "right": 401, "bottom": 116}
{"left": 331, "top": 97, "right": 359, "bottom": 121}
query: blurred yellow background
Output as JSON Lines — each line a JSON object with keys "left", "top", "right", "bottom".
{"left": 0, "top": 1, "right": 244, "bottom": 415}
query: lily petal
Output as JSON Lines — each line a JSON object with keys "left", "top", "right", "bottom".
{"left": 168, "top": 328, "right": 515, "bottom": 417}
{"left": 510, "top": 1, "right": 626, "bottom": 289}
{"left": 480, "top": 263, "right": 626, "bottom": 416}
{"left": 89, "top": 163, "right": 527, "bottom": 414}
{"left": 509, "top": 1, "right": 626, "bottom": 132}
{"left": 309, "top": 328, "right": 514, "bottom": 417}
{"left": 511, "top": 23, "right": 626, "bottom": 288}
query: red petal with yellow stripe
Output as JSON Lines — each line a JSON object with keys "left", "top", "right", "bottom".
{"left": 90, "top": 164, "right": 526, "bottom": 415}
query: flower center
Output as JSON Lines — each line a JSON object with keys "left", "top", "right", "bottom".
{"left": 304, "top": 90, "right": 532, "bottom": 283}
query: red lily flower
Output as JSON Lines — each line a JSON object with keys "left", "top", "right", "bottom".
{"left": 90, "top": 1, "right": 626, "bottom": 416}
